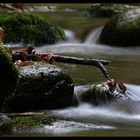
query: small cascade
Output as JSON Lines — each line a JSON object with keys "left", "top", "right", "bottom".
{"left": 57, "top": 29, "right": 80, "bottom": 44}
{"left": 35, "top": 26, "right": 140, "bottom": 56}
{"left": 73, "top": 85, "right": 90, "bottom": 105}
{"left": 64, "top": 29, "right": 75, "bottom": 41}
{"left": 84, "top": 26, "right": 103, "bottom": 44}
{"left": 50, "top": 83, "right": 140, "bottom": 128}
{"left": 126, "top": 84, "right": 140, "bottom": 101}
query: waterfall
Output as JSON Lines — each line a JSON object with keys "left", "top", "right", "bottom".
{"left": 73, "top": 85, "right": 90, "bottom": 105}
{"left": 57, "top": 29, "right": 80, "bottom": 44}
{"left": 64, "top": 29, "right": 75, "bottom": 41}
{"left": 84, "top": 26, "right": 103, "bottom": 44}
{"left": 35, "top": 26, "right": 140, "bottom": 56}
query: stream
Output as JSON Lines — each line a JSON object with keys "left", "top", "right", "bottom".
{"left": 34, "top": 27, "right": 140, "bottom": 136}
{"left": 3, "top": 5, "right": 140, "bottom": 136}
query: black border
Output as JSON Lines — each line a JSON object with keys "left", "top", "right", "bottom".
{"left": 0, "top": 0, "right": 139, "bottom": 3}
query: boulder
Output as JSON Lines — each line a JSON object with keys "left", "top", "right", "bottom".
{"left": 73, "top": 84, "right": 128, "bottom": 106}
{"left": 0, "top": 113, "right": 10, "bottom": 128}
{"left": 0, "top": 13, "right": 65, "bottom": 45}
{"left": 86, "top": 4, "right": 135, "bottom": 18}
{"left": 99, "top": 8, "right": 140, "bottom": 46}
{"left": 6, "top": 62, "right": 74, "bottom": 112}
{"left": 0, "top": 46, "right": 19, "bottom": 111}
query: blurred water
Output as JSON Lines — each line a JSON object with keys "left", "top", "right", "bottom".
{"left": 6, "top": 18, "right": 140, "bottom": 137}
{"left": 35, "top": 27, "right": 140, "bottom": 57}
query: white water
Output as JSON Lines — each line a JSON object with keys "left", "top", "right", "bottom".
{"left": 47, "top": 83, "right": 140, "bottom": 130}
{"left": 7, "top": 27, "right": 140, "bottom": 134}
{"left": 35, "top": 27, "right": 140, "bottom": 56}
{"left": 84, "top": 26, "right": 103, "bottom": 44}
{"left": 6, "top": 27, "right": 140, "bottom": 56}
{"left": 36, "top": 27, "right": 140, "bottom": 134}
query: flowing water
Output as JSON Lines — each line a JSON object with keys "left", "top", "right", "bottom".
{"left": 4, "top": 4, "right": 140, "bottom": 136}
{"left": 33, "top": 28, "right": 140, "bottom": 136}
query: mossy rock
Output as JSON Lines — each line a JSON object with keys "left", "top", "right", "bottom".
{"left": 73, "top": 84, "right": 128, "bottom": 106}
{"left": 86, "top": 4, "right": 134, "bottom": 18}
{"left": 6, "top": 62, "right": 74, "bottom": 112}
{"left": 4, "top": 115, "right": 56, "bottom": 129}
{"left": 1, "top": 115, "right": 56, "bottom": 135}
{"left": 0, "top": 13, "right": 65, "bottom": 45}
{"left": 99, "top": 8, "right": 140, "bottom": 46}
{"left": 0, "top": 45, "right": 19, "bottom": 110}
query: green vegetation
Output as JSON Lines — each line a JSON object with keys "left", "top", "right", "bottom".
{"left": 5, "top": 115, "right": 55, "bottom": 128}
{"left": 0, "top": 13, "right": 65, "bottom": 45}
{"left": 86, "top": 4, "right": 133, "bottom": 18}
{"left": 0, "top": 45, "right": 19, "bottom": 99}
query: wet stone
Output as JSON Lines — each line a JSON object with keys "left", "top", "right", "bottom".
{"left": 6, "top": 62, "right": 74, "bottom": 112}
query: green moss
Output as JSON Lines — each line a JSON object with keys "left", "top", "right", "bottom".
{"left": 5, "top": 115, "right": 55, "bottom": 128}
{"left": 86, "top": 4, "right": 129, "bottom": 18}
{"left": 0, "top": 45, "right": 19, "bottom": 102}
{"left": 0, "top": 13, "right": 65, "bottom": 45}
{"left": 100, "top": 9, "right": 140, "bottom": 46}
{"left": 5, "top": 62, "right": 74, "bottom": 112}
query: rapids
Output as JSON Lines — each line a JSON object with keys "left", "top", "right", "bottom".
{"left": 5, "top": 26, "right": 140, "bottom": 136}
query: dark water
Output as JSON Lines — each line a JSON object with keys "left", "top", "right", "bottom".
{"left": 4, "top": 4, "right": 140, "bottom": 137}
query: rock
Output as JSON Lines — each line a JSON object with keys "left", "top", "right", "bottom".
{"left": 6, "top": 62, "right": 74, "bottom": 112}
{"left": 4, "top": 115, "right": 56, "bottom": 129}
{"left": 0, "top": 113, "right": 12, "bottom": 136}
{"left": 0, "top": 113, "right": 10, "bottom": 127}
{"left": 86, "top": 4, "right": 136, "bottom": 18}
{"left": 73, "top": 84, "right": 128, "bottom": 106}
{"left": 0, "top": 46, "right": 19, "bottom": 111}
{"left": 0, "top": 13, "right": 65, "bottom": 45}
{"left": 99, "top": 8, "right": 140, "bottom": 46}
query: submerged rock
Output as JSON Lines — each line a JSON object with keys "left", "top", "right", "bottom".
{"left": 6, "top": 62, "right": 74, "bottom": 112}
{"left": 73, "top": 83, "right": 128, "bottom": 106}
{"left": 100, "top": 8, "right": 140, "bottom": 46}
